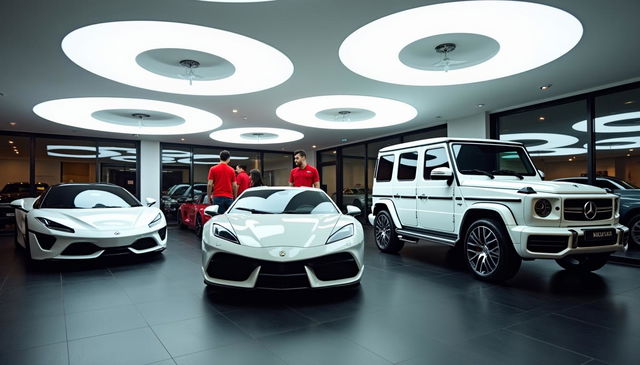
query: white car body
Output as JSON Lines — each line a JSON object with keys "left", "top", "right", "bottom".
{"left": 13, "top": 184, "right": 167, "bottom": 260}
{"left": 201, "top": 187, "right": 364, "bottom": 290}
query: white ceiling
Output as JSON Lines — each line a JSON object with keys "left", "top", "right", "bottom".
{"left": 1, "top": 0, "right": 639, "bottom": 152}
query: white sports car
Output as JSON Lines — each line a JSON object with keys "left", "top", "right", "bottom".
{"left": 12, "top": 183, "right": 167, "bottom": 260}
{"left": 201, "top": 187, "right": 364, "bottom": 290}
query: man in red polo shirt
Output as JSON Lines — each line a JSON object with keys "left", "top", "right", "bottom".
{"left": 207, "top": 150, "right": 238, "bottom": 213}
{"left": 235, "top": 164, "right": 250, "bottom": 196}
{"left": 289, "top": 150, "right": 320, "bottom": 188}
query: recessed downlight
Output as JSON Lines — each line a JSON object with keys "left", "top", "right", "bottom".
{"left": 62, "top": 21, "right": 293, "bottom": 95}
{"left": 339, "top": 1, "right": 582, "bottom": 86}
{"left": 540, "top": 84, "right": 553, "bottom": 90}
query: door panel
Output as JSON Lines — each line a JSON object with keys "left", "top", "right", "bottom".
{"left": 417, "top": 147, "right": 455, "bottom": 232}
{"left": 395, "top": 151, "right": 418, "bottom": 227}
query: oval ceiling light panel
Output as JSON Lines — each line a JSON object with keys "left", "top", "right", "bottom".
{"left": 276, "top": 95, "right": 417, "bottom": 129}
{"left": 33, "top": 97, "right": 223, "bottom": 135}
{"left": 339, "top": 1, "right": 583, "bottom": 86}
{"left": 501, "top": 133, "right": 586, "bottom": 156}
{"left": 209, "top": 128, "right": 303, "bottom": 144}
{"left": 62, "top": 21, "right": 293, "bottom": 95}
{"left": 572, "top": 111, "right": 640, "bottom": 133}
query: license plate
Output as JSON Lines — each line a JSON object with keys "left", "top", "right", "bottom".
{"left": 584, "top": 229, "right": 615, "bottom": 242}
{"left": 5, "top": 213, "right": 15, "bottom": 217}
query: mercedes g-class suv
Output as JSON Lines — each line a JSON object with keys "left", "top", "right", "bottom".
{"left": 368, "top": 138, "right": 629, "bottom": 282}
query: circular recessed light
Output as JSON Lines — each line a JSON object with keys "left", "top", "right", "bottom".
{"left": 339, "top": 1, "right": 582, "bottom": 86}
{"left": 572, "top": 111, "right": 640, "bottom": 133}
{"left": 540, "top": 84, "right": 553, "bottom": 90}
{"left": 209, "top": 128, "right": 303, "bottom": 144}
{"left": 33, "top": 97, "right": 222, "bottom": 135}
{"left": 62, "top": 21, "right": 293, "bottom": 95}
{"left": 276, "top": 95, "right": 417, "bottom": 129}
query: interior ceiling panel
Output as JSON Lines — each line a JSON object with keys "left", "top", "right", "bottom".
{"left": 0, "top": 0, "right": 639, "bottom": 151}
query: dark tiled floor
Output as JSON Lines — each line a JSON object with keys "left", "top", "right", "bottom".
{"left": 1, "top": 227, "right": 640, "bottom": 365}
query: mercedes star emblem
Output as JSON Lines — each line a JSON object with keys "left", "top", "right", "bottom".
{"left": 279, "top": 250, "right": 286, "bottom": 257}
{"left": 583, "top": 201, "right": 598, "bottom": 220}
{"left": 114, "top": 231, "right": 120, "bottom": 236}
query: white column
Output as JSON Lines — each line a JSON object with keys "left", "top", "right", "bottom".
{"left": 447, "top": 112, "right": 490, "bottom": 138}
{"left": 140, "top": 140, "right": 160, "bottom": 203}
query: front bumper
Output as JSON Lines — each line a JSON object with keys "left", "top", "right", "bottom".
{"left": 27, "top": 226, "right": 167, "bottom": 260}
{"left": 201, "top": 237, "right": 364, "bottom": 290}
{"left": 510, "top": 223, "right": 628, "bottom": 259}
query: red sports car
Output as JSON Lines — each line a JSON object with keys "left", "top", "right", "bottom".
{"left": 177, "top": 194, "right": 212, "bottom": 237}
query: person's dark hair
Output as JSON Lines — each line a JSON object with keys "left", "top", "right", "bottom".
{"left": 237, "top": 164, "right": 247, "bottom": 172}
{"left": 249, "top": 169, "right": 264, "bottom": 187}
{"left": 294, "top": 150, "right": 306, "bottom": 158}
{"left": 219, "top": 150, "right": 231, "bottom": 161}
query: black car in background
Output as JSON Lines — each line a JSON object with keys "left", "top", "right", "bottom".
{"left": 556, "top": 176, "right": 640, "bottom": 249}
{"left": 0, "top": 182, "right": 48, "bottom": 227}
{"left": 161, "top": 183, "right": 208, "bottom": 216}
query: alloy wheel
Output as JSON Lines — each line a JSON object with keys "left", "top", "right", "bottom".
{"left": 375, "top": 214, "right": 391, "bottom": 248}
{"left": 466, "top": 225, "right": 501, "bottom": 277}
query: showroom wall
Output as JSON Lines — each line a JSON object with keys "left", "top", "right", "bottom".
{"left": 140, "top": 140, "right": 160, "bottom": 204}
{"left": 447, "top": 112, "right": 490, "bottom": 139}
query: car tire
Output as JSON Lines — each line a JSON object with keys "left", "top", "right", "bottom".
{"left": 626, "top": 213, "right": 640, "bottom": 250}
{"left": 463, "top": 218, "right": 521, "bottom": 282}
{"left": 555, "top": 253, "right": 610, "bottom": 273}
{"left": 177, "top": 213, "right": 186, "bottom": 229}
{"left": 195, "top": 215, "right": 203, "bottom": 238}
{"left": 374, "top": 210, "right": 404, "bottom": 253}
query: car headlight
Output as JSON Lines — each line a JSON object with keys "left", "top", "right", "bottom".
{"left": 148, "top": 213, "right": 162, "bottom": 228}
{"left": 534, "top": 199, "right": 552, "bottom": 217}
{"left": 326, "top": 224, "right": 354, "bottom": 244}
{"left": 213, "top": 224, "right": 239, "bottom": 244}
{"left": 35, "top": 217, "right": 75, "bottom": 233}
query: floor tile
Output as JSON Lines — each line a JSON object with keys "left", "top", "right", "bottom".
{"left": 65, "top": 304, "right": 148, "bottom": 340}
{"left": 174, "top": 341, "right": 286, "bottom": 365}
{"left": 0, "top": 341, "right": 68, "bottom": 365}
{"left": 223, "top": 306, "right": 317, "bottom": 338}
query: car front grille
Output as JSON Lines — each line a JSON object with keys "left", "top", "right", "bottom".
{"left": 526, "top": 235, "right": 568, "bottom": 253}
{"left": 131, "top": 237, "right": 157, "bottom": 250}
{"left": 206, "top": 252, "right": 359, "bottom": 289}
{"left": 564, "top": 199, "right": 613, "bottom": 221}
{"left": 35, "top": 232, "right": 56, "bottom": 250}
{"left": 61, "top": 242, "right": 102, "bottom": 256}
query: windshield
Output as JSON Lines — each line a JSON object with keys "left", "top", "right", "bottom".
{"left": 452, "top": 143, "right": 536, "bottom": 177}
{"left": 613, "top": 179, "right": 638, "bottom": 189}
{"left": 40, "top": 185, "right": 142, "bottom": 209}
{"left": 229, "top": 189, "right": 339, "bottom": 215}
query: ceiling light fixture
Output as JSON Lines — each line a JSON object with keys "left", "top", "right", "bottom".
{"left": 209, "top": 127, "right": 303, "bottom": 144}
{"left": 433, "top": 43, "right": 466, "bottom": 72}
{"left": 179, "top": 59, "right": 200, "bottom": 86}
{"left": 477, "top": 104, "right": 485, "bottom": 108}
{"left": 232, "top": 109, "right": 238, "bottom": 113}
{"left": 61, "top": 21, "right": 293, "bottom": 95}
{"left": 312, "top": 145, "right": 317, "bottom": 149}
{"left": 538, "top": 116, "right": 545, "bottom": 121}
{"left": 8, "top": 140, "right": 14, "bottom": 144}
{"left": 276, "top": 95, "right": 417, "bottom": 130}
{"left": 33, "top": 97, "right": 222, "bottom": 135}
{"left": 338, "top": 1, "right": 582, "bottom": 86}
{"left": 9, "top": 122, "right": 16, "bottom": 126}
{"left": 624, "top": 100, "right": 635, "bottom": 105}
{"left": 540, "top": 84, "right": 552, "bottom": 90}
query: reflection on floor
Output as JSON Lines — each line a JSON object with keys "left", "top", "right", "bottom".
{"left": 1, "top": 227, "right": 639, "bottom": 365}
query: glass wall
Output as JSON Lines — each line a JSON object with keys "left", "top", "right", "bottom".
{"left": 36, "top": 138, "right": 97, "bottom": 185}
{"left": 0, "top": 136, "right": 30, "bottom": 232}
{"left": 98, "top": 141, "right": 137, "bottom": 196}
{"left": 317, "top": 125, "right": 446, "bottom": 220}
{"left": 263, "top": 152, "right": 293, "bottom": 187}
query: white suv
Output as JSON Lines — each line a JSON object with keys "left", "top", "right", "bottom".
{"left": 368, "top": 138, "right": 629, "bottom": 281}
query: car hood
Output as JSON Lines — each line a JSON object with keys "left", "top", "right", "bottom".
{"left": 35, "top": 207, "right": 161, "bottom": 231}
{"left": 224, "top": 214, "right": 342, "bottom": 248}
{"left": 462, "top": 179, "right": 606, "bottom": 194}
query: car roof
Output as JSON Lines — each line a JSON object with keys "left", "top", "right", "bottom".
{"left": 378, "top": 137, "right": 523, "bottom": 153}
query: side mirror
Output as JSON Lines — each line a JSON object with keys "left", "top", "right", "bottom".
{"left": 204, "top": 205, "right": 220, "bottom": 217}
{"left": 431, "top": 167, "right": 454, "bottom": 185}
{"left": 145, "top": 198, "right": 156, "bottom": 207}
{"left": 538, "top": 170, "right": 546, "bottom": 180}
{"left": 346, "top": 205, "right": 362, "bottom": 216}
{"left": 10, "top": 199, "right": 25, "bottom": 210}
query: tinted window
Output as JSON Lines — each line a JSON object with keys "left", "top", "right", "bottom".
{"left": 171, "top": 185, "right": 189, "bottom": 197}
{"left": 424, "top": 148, "right": 449, "bottom": 180}
{"left": 397, "top": 152, "right": 418, "bottom": 181}
{"left": 1, "top": 183, "right": 30, "bottom": 194}
{"left": 41, "top": 185, "right": 142, "bottom": 209}
{"left": 453, "top": 144, "right": 536, "bottom": 176}
{"left": 594, "top": 180, "right": 619, "bottom": 190}
{"left": 375, "top": 155, "right": 395, "bottom": 182}
{"left": 230, "top": 189, "right": 338, "bottom": 215}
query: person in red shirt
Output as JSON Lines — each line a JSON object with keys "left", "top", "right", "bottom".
{"left": 289, "top": 150, "right": 320, "bottom": 188}
{"left": 207, "top": 150, "right": 238, "bottom": 213}
{"left": 235, "top": 164, "right": 250, "bottom": 196}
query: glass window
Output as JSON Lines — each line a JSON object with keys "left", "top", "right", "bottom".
{"left": 263, "top": 152, "right": 293, "bottom": 186}
{"left": 41, "top": 184, "right": 141, "bottom": 209}
{"left": 452, "top": 143, "right": 536, "bottom": 176}
{"left": 376, "top": 154, "right": 395, "bottom": 182}
{"left": 593, "top": 179, "right": 619, "bottom": 190}
{"left": 0, "top": 136, "right": 31, "bottom": 231}
{"left": 319, "top": 150, "right": 336, "bottom": 163}
{"left": 98, "top": 141, "right": 137, "bottom": 196}
{"left": 341, "top": 144, "right": 366, "bottom": 212}
{"left": 161, "top": 145, "right": 190, "bottom": 223}
{"left": 397, "top": 151, "right": 418, "bottom": 181}
{"left": 320, "top": 165, "right": 336, "bottom": 200}
{"left": 230, "top": 189, "right": 338, "bottom": 215}
{"left": 498, "top": 100, "right": 588, "bottom": 180}
{"left": 36, "top": 138, "right": 97, "bottom": 186}
{"left": 423, "top": 148, "right": 449, "bottom": 179}
{"left": 595, "top": 87, "right": 640, "bottom": 187}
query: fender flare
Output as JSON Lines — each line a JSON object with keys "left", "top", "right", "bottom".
{"left": 372, "top": 199, "right": 403, "bottom": 228}
{"left": 462, "top": 203, "right": 518, "bottom": 227}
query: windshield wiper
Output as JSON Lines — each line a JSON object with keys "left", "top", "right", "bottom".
{"left": 234, "top": 207, "right": 274, "bottom": 214}
{"left": 491, "top": 169, "right": 524, "bottom": 180}
{"left": 459, "top": 169, "right": 494, "bottom": 179}
{"left": 281, "top": 210, "right": 308, "bottom": 214}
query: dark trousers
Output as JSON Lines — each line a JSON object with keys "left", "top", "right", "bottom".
{"left": 213, "top": 196, "right": 233, "bottom": 213}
